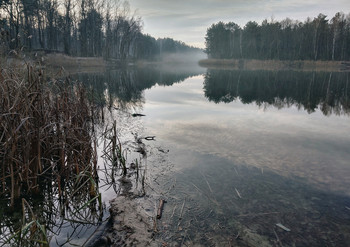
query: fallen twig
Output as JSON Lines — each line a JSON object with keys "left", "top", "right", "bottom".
{"left": 191, "top": 182, "right": 219, "bottom": 206}
{"left": 179, "top": 199, "right": 186, "bottom": 220}
{"left": 153, "top": 217, "right": 158, "bottom": 232}
{"left": 276, "top": 223, "right": 291, "bottom": 232}
{"left": 157, "top": 199, "right": 166, "bottom": 219}
{"left": 235, "top": 187, "right": 242, "bottom": 198}
{"left": 171, "top": 205, "right": 177, "bottom": 218}
{"left": 237, "top": 212, "right": 279, "bottom": 217}
{"left": 200, "top": 171, "right": 213, "bottom": 193}
{"left": 132, "top": 113, "right": 145, "bottom": 117}
{"left": 144, "top": 136, "right": 156, "bottom": 141}
{"left": 273, "top": 229, "right": 284, "bottom": 247}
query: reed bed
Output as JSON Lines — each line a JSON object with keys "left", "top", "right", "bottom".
{"left": 1, "top": 62, "right": 152, "bottom": 246}
{"left": 1, "top": 62, "right": 149, "bottom": 246}
{"left": 0, "top": 65, "right": 99, "bottom": 207}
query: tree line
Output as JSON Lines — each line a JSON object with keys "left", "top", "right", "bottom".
{"left": 205, "top": 13, "right": 350, "bottom": 61}
{"left": 0, "top": 0, "right": 199, "bottom": 59}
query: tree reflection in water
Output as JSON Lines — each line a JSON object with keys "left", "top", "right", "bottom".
{"left": 0, "top": 65, "right": 205, "bottom": 246}
{"left": 76, "top": 65, "right": 205, "bottom": 111}
{"left": 204, "top": 69, "right": 350, "bottom": 116}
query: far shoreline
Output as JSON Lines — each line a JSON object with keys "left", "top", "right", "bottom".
{"left": 199, "top": 58, "right": 350, "bottom": 72}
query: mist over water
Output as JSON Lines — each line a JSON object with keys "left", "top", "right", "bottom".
{"left": 157, "top": 50, "right": 207, "bottom": 64}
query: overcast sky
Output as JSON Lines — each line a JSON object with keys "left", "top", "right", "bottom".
{"left": 129, "top": 0, "right": 350, "bottom": 48}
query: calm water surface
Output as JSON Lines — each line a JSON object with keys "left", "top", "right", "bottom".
{"left": 2, "top": 66, "right": 349, "bottom": 246}
{"left": 135, "top": 67, "right": 350, "bottom": 246}
{"left": 143, "top": 72, "right": 350, "bottom": 194}
{"left": 78, "top": 66, "right": 350, "bottom": 246}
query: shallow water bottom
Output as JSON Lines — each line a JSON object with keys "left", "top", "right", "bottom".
{"left": 152, "top": 149, "right": 350, "bottom": 247}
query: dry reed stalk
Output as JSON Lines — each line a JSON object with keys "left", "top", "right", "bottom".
{"left": 0, "top": 64, "right": 99, "bottom": 207}
{"left": 0, "top": 61, "right": 112, "bottom": 247}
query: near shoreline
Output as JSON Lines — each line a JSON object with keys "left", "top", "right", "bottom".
{"left": 199, "top": 58, "right": 350, "bottom": 72}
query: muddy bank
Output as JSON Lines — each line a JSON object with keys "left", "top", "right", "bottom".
{"left": 85, "top": 170, "right": 172, "bottom": 247}
{"left": 84, "top": 108, "right": 172, "bottom": 247}
{"left": 44, "top": 54, "right": 108, "bottom": 72}
{"left": 3, "top": 53, "right": 125, "bottom": 74}
{"left": 86, "top": 195, "right": 157, "bottom": 247}
{"left": 199, "top": 58, "right": 350, "bottom": 72}
{"left": 43, "top": 53, "right": 135, "bottom": 74}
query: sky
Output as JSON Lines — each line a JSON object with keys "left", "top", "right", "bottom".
{"left": 129, "top": 0, "right": 350, "bottom": 48}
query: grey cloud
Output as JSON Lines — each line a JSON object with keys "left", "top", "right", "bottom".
{"left": 130, "top": 0, "right": 350, "bottom": 48}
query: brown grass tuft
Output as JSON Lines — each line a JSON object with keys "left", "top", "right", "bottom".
{"left": 43, "top": 53, "right": 107, "bottom": 73}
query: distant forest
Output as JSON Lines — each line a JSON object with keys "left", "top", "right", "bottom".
{"left": 0, "top": 0, "right": 200, "bottom": 59}
{"left": 205, "top": 13, "right": 350, "bottom": 61}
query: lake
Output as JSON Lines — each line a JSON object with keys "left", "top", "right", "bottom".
{"left": 77, "top": 65, "right": 350, "bottom": 246}
{"left": 1, "top": 64, "right": 349, "bottom": 246}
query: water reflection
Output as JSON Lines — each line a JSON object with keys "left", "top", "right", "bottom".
{"left": 139, "top": 70, "right": 350, "bottom": 246}
{"left": 204, "top": 69, "right": 350, "bottom": 116}
{"left": 3, "top": 65, "right": 348, "bottom": 246}
{"left": 0, "top": 65, "right": 205, "bottom": 246}
{"left": 73, "top": 66, "right": 350, "bottom": 246}
{"left": 76, "top": 67, "right": 350, "bottom": 117}
{"left": 0, "top": 168, "right": 105, "bottom": 246}
{"left": 75, "top": 65, "right": 205, "bottom": 110}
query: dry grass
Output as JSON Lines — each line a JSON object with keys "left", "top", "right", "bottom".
{"left": 42, "top": 53, "right": 107, "bottom": 73}
{"left": 199, "top": 59, "right": 350, "bottom": 72}
{"left": 0, "top": 64, "right": 99, "bottom": 206}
